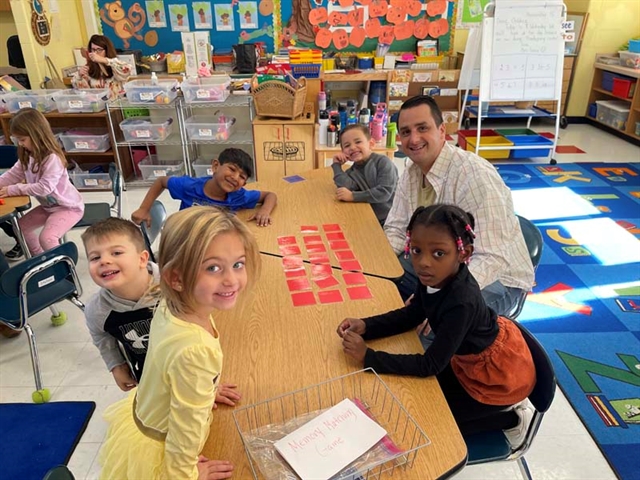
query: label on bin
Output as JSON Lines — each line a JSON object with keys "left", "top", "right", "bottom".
{"left": 18, "top": 101, "right": 33, "bottom": 109}
{"left": 153, "top": 170, "right": 167, "bottom": 177}
{"left": 196, "top": 89, "right": 211, "bottom": 99}
{"left": 85, "top": 179, "right": 98, "bottom": 186}
{"left": 69, "top": 100, "right": 84, "bottom": 109}
{"left": 135, "top": 130, "right": 151, "bottom": 138}
{"left": 198, "top": 128, "right": 213, "bottom": 137}
{"left": 74, "top": 141, "right": 90, "bottom": 149}
{"left": 140, "top": 92, "right": 155, "bottom": 101}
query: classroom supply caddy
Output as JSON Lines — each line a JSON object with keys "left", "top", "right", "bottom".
{"left": 251, "top": 75, "right": 307, "bottom": 119}
{"left": 181, "top": 76, "right": 231, "bottom": 103}
{"left": 233, "top": 368, "right": 431, "bottom": 480}
{"left": 53, "top": 89, "right": 110, "bottom": 113}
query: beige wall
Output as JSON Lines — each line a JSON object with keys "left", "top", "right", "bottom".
{"left": 0, "top": 10, "right": 18, "bottom": 67}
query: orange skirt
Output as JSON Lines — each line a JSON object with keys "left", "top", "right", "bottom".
{"left": 450, "top": 317, "right": 536, "bottom": 406}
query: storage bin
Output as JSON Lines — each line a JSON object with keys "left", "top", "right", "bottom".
{"left": 457, "top": 129, "right": 499, "bottom": 151}
{"left": 69, "top": 170, "right": 112, "bottom": 189}
{"left": 629, "top": 39, "right": 640, "bottom": 54}
{"left": 119, "top": 117, "right": 173, "bottom": 142}
{"left": 193, "top": 158, "right": 214, "bottom": 177}
{"left": 595, "top": 100, "right": 630, "bottom": 130}
{"left": 290, "top": 64, "right": 322, "bottom": 79}
{"left": 601, "top": 71, "right": 616, "bottom": 91}
{"left": 185, "top": 115, "right": 236, "bottom": 141}
{"left": 181, "top": 76, "right": 231, "bottom": 103}
{"left": 4, "top": 89, "right": 60, "bottom": 113}
{"left": 123, "top": 79, "right": 179, "bottom": 104}
{"left": 619, "top": 50, "right": 640, "bottom": 69}
{"left": 495, "top": 128, "right": 537, "bottom": 137}
{"left": 59, "top": 129, "right": 111, "bottom": 152}
{"left": 138, "top": 155, "right": 184, "bottom": 180}
{"left": 505, "top": 134, "right": 554, "bottom": 159}
{"left": 612, "top": 77, "right": 636, "bottom": 98}
{"left": 466, "top": 136, "right": 513, "bottom": 159}
{"left": 52, "top": 88, "right": 109, "bottom": 113}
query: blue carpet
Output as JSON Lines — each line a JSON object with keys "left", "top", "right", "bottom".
{"left": 0, "top": 401, "right": 95, "bottom": 480}
{"left": 499, "top": 163, "right": 640, "bottom": 480}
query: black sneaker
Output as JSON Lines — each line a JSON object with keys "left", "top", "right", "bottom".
{"left": 5, "top": 243, "right": 24, "bottom": 261}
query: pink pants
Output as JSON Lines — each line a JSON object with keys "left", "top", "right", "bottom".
{"left": 18, "top": 206, "right": 84, "bottom": 255}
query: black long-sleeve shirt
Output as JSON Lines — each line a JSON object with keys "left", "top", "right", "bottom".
{"left": 363, "top": 264, "right": 499, "bottom": 377}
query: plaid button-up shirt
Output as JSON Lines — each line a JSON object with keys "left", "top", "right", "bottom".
{"left": 384, "top": 142, "right": 534, "bottom": 291}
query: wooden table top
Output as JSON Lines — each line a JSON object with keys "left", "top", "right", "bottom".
{"left": 240, "top": 167, "right": 403, "bottom": 280}
{"left": 202, "top": 255, "right": 467, "bottom": 479}
{"left": 0, "top": 196, "right": 30, "bottom": 220}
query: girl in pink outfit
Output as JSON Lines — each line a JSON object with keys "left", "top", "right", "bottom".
{"left": 0, "top": 108, "right": 84, "bottom": 255}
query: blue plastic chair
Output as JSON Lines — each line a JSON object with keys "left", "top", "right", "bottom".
{"left": 140, "top": 200, "right": 167, "bottom": 263}
{"left": 0, "top": 242, "right": 84, "bottom": 403}
{"left": 42, "top": 465, "right": 75, "bottom": 480}
{"left": 463, "top": 319, "right": 556, "bottom": 479}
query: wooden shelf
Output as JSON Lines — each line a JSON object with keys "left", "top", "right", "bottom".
{"left": 594, "top": 62, "right": 640, "bottom": 79}
{"left": 592, "top": 88, "right": 633, "bottom": 102}
{"left": 321, "top": 71, "right": 390, "bottom": 81}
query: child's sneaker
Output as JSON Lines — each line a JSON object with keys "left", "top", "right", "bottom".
{"left": 4, "top": 243, "right": 24, "bottom": 261}
{"left": 504, "top": 400, "right": 534, "bottom": 449}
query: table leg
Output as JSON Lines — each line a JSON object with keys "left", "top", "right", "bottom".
{"left": 9, "top": 215, "right": 30, "bottom": 260}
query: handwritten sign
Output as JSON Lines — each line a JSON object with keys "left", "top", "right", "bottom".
{"left": 274, "top": 398, "right": 387, "bottom": 480}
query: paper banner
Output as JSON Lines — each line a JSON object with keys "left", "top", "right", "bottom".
{"left": 168, "top": 4, "right": 189, "bottom": 31}
{"left": 146, "top": 0, "right": 167, "bottom": 27}
{"left": 239, "top": 1, "right": 258, "bottom": 29}
{"left": 214, "top": 3, "right": 234, "bottom": 31}
{"left": 192, "top": 1, "right": 212, "bottom": 29}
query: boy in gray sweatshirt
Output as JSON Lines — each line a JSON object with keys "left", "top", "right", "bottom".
{"left": 81, "top": 218, "right": 160, "bottom": 391}
{"left": 332, "top": 124, "right": 399, "bottom": 225}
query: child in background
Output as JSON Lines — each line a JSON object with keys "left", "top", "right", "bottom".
{"left": 82, "top": 218, "right": 161, "bottom": 391}
{"left": 332, "top": 124, "right": 398, "bottom": 225}
{"left": 337, "top": 204, "right": 536, "bottom": 447}
{"left": 0, "top": 109, "right": 84, "bottom": 255}
{"left": 99, "top": 207, "right": 261, "bottom": 480}
{"left": 131, "top": 148, "right": 277, "bottom": 227}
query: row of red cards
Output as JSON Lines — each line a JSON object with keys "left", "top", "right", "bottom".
{"left": 277, "top": 224, "right": 373, "bottom": 307}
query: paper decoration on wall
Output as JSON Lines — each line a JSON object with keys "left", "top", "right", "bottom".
{"left": 214, "top": 4, "right": 234, "bottom": 30}
{"left": 350, "top": 26, "right": 365, "bottom": 47}
{"left": 386, "top": 6, "right": 405, "bottom": 25}
{"left": 426, "top": 0, "right": 447, "bottom": 17}
{"left": 456, "top": 0, "right": 490, "bottom": 28}
{"left": 258, "top": 0, "right": 273, "bottom": 15}
{"left": 145, "top": 30, "right": 159, "bottom": 45}
{"left": 315, "top": 27, "right": 332, "bottom": 48}
{"left": 239, "top": 24, "right": 274, "bottom": 42}
{"left": 414, "top": 16, "right": 430, "bottom": 39}
{"left": 365, "top": 17, "right": 381, "bottom": 38}
{"left": 238, "top": 1, "right": 258, "bottom": 29}
{"left": 30, "top": 0, "right": 51, "bottom": 46}
{"left": 281, "top": 25, "right": 297, "bottom": 47}
{"left": 100, "top": 1, "right": 147, "bottom": 49}
{"left": 146, "top": 0, "right": 167, "bottom": 27}
{"left": 192, "top": 1, "right": 212, "bottom": 29}
{"left": 395, "top": 20, "right": 415, "bottom": 40}
{"left": 168, "top": 4, "right": 189, "bottom": 31}
{"left": 309, "top": 7, "right": 327, "bottom": 25}
{"left": 332, "top": 28, "right": 349, "bottom": 49}
{"left": 428, "top": 17, "right": 449, "bottom": 38}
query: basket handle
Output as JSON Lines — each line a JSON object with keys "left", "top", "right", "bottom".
{"left": 297, "top": 77, "right": 307, "bottom": 89}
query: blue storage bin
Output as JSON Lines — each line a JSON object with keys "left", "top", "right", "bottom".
{"left": 629, "top": 39, "right": 640, "bottom": 53}
{"left": 588, "top": 103, "right": 597, "bottom": 118}
{"left": 602, "top": 71, "right": 615, "bottom": 91}
{"left": 505, "top": 134, "right": 554, "bottom": 159}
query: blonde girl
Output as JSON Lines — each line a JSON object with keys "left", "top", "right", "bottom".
{"left": 0, "top": 108, "right": 84, "bottom": 255}
{"left": 99, "top": 207, "right": 261, "bottom": 480}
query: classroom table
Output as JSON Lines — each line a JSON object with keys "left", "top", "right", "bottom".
{"left": 0, "top": 196, "right": 31, "bottom": 258}
{"left": 202, "top": 255, "right": 467, "bottom": 479}
{"left": 239, "top": 167, "right": 404, "bottom": 280}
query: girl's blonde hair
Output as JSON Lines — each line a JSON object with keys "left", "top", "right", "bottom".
{"left": 10, "top": 108, "right": 66, "bottom": 173}
{"left": 158, "top": 207, "right": 261, "bottom": 318}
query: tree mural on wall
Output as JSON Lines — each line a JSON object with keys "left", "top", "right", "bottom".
{"left": 289, "top": 0, "right": 314, "bottom": 43}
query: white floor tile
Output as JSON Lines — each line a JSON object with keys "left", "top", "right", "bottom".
{"left": 85, "top": 452, "right": 103, "bottom": 480}
{"left": 67, "top": 442, "right": 101, "bottom": 480}
{"left": 454, "top": 461, "right": 519, "bottom": 479}
{"left": 60, "top": 343, "right": 117, "bottom": 387}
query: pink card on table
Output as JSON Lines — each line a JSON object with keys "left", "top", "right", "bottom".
{"left": 291, "top": 291, "right": 316, "bottom": 307}
{"left": 282, "top": 255, "right": 304, "bottom": 270}
{"left": 314, "top": 275, "right": 340, "bottom": 289}
{"left": 318, "top": 290, "right": 344, "bottom": 304}
{"left": 309, "top": 253, "right": 330, "bottom": 265}
{"left": 326, "top": 232, "right": 346, "bottom": 241}
{"left": 334, "top": 250, "right": 356, "bottom": 261}
{"left": 287, "top": 277, "right": 311, "bottom": 292}
{"left": 311, "top": 264, "right": 333, "bottom": 280}
{"left": 285, "top": 268, "right": 306, "bottom": 278}
{"left": 329, "top": 240, "right": 350, "bottom": 251}
{"left": 347, "top": 286, "right": 373, "bottom": 300}
{"left": 340, "top": 260, "right": 363, "bottom": 272}
{"left": 300, "top": 225, "right": 319, "bottom": 233}
{"left": 343, "top": 272, "right": 367, "bottom": 286}
{"left": 303, "top": 235, "right": 323, "bottom": 244}
{"left": 306, "top": 243, "right": 327, "bottom": 254}
{"left": 277, "top": 236, "right": 298, "bottom": 246}
{"left": 323, "top": 223, "right": 342, "bottom": 232}
{"left": 279, "top": 245, "right": 302, "bottom": 256}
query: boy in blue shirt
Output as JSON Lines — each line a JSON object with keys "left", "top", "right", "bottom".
{"left": 132, "top": 148, "right": 277, "bottom": 227}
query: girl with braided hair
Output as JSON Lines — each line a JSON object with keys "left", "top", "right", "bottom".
{"left": 337, "top": 203, "right": 536, "bottom": 445}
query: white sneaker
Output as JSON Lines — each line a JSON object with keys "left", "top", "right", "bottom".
{"left": 503, "top": 400, "right": 534, "bottom": 449}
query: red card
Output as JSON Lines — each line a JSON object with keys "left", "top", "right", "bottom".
{"left": 323, "top": 223, "right": 342, "bottom": 232}
{"left": 334, "top": 250, "right": 356, "bottom": 261}
{"left": 287, "top": 277, "right": 311, "bottom": 292}
{"left": 347, "top": 286, "right": 373, "bottom": 300}
{"left": 303, "top": 235, "right": 323, "bottom": 244}
{"left": 329, "top": 240, "right": 350, "bottom": 251}
{"left": 291, "top": 291, "right": 316, "bottom": 307}
{"left": 285, "top": 268, "right": 306, "bottom": 278}
{"left": 277, "top": 236, "right": 297, "bottom": 246}
{"left": 282, "top": 255, "right": 304, "bottom": 270}
{"left": 340, "top": 260, "right": 362, "bottom": 272}
{"left": 309, "top": 253, "right": 330, "bottom": 264}
{"left": 314, "top": 275, "right": 340, "bottom": 289}
{"left": 311, "top": 264, "right": 333, "bottom": 280}
{"left": 326, "top": 232, "right": 346, "bottom": 241}
{"left": 318, "top": 290, "right": 344, "bottom": 304}
{"left": 306, "top": 243, "right": 327, "bottom": 254}
{"left": 279, "top": 245, "right": 302, "bottom": 256}
{"left": 300, "top": 225, "right": 319, "bottom": 233}
{"left": 343, "top": 272, "right": 367, "bottom": 286}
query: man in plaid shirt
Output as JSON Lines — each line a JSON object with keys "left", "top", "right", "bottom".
{"left": 385, "top": 96, "right": 534, "bottom": 317}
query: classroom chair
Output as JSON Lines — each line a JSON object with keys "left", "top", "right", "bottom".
{"left": 72, "top": 164, "right": 123, "bottom": 229}
{"left": 506, "top": 215, "right": 543, "bottom": 319}
{"left": 42, "top": 465, "right": 75, "bottom": 480}
{"left": 140, "top": 200, "right": 167, "bottom": 263}
{"left": 463, "top": 319, "right": 556, "bottom": 480}
{"left": 0, "top": 242, "right": 84, "bottom": 403}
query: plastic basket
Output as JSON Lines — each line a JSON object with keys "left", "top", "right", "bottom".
{"left": 251, "top": 76, "right": 307, "bottom": 119}
{"left": 290, "top": 63, "right": 321, "bottom": 79}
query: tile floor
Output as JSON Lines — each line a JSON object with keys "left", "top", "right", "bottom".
{"left": 1, "top": 122, "right": 638, "bottom": 480}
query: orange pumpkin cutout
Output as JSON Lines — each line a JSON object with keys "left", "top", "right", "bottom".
{"left": 328, "top": 11, "right": 348, "bottom": 26}
{"left": 347, "top": 7, "right": 364, "bottom": 27}
{"left": 364, "top": 17, "right": 381, "bottom": 38}
{"left": 389, "top": 0, "right": 405, "bottom": 6}
{"left": 338, "top": 0, "right": 355, "bottom": 6}
{"left": 315, "top": 28, "right": 332, "bottom": 48}
{"left": 428, "top": 17, "right": 449, "bottom": 38}
{"left": 350, "top": 26, "right": 366, "bottom": 47}
{"left": 369, "top": 0, "right": 388, "bottom": 18}
{"left": 426, "top": 0, "right": 447, "bottom": 17}
{"left": 386, "top": 6, "right": 405, "bottom": 25}
{"left": 379, "top": 24, "right": 395, "bottom": 44}
{"left": 332, "top": 29, "right": 350, "bottom": 50}
{"left": 414, "top": 17, "right": 430, "bottom": 39}
{"left": 357, "top": 0, "right": 372, "bottom": 5}
{"left": 308, "top": 7, "right": 328, "bottom": 26}
{"left": 394, "top": 20, "right": 415, "bottom": 40}
{"left": 407, "top": 0, "right": 423, "bottom": 17}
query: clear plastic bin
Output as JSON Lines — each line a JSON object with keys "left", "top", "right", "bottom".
{"left": 619, "top": 50, "right": 640, "bottom": 70}
{"left": 181, "top": 76, "right": 231, "bottom": 103}
{"left": 70, "top": 170, "right": 112, "bottom": 189}
{"left": 595, "top": 100, "right": 630, "bottom": 130}
{"left": 184, "top": 115, "right": 236, "bottom": 141}
{"left": 138, "top": 155, "right": 184, "bottom": 180}
{"left": 53, "top": 88, "right": 110, "bottom": 113}
{"left": 192, "top": 158, "right": 214, "bottom": 177}
{"left": 4, "top": 89, "right": 60, "bottom": 113}
{"left": 59, "top": 129, "right": 111, "bottom": 152}
{"left": 124, "top": 79, "right": 179, "bottom": 104}
{"left": 0, "top": 92, "right": 8, "bottom": 114}
{"left": 119, "top": 117, "right": 173, "bottom": 142}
